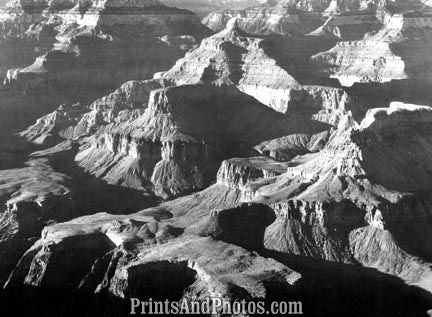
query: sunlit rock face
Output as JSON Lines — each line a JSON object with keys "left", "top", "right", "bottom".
{"left": 0, "top": 0, "right": 211, "bottom": 293}
{"left": 313, "top": 11, "right": 432, "bottom": 86}
{"left": 3, "top": 207, "right": 302, "bottom": 316}
{"left": 212, "top": 102, "right": 432, "bottom": 294}
{"left": 2, "top": 0, "right": 208, "bottom": 90}
{"left": 0, "top": 158, "right": 72, "bottom": 283}
{"left": 5, "top": 1, "right": 432, "bottom": 315}
{"left": 18, "top": 20, "right": 355, "bottom": 202}
{"left": 19, "top": 19, "right": 352, "bottom": 201}
{"left": 201, "top": 0, "right": 390, "bottom": 38}
{"left": 73, "top": 84, "right": 327, "bottom": 199}
{"left": 161, "top": 19, "right": 357, "bottom": 124}
{"left": 0, "top": 0, "right": 210, "bottom": 133}
{"left": 202, "top": 0, "right": 432, "bottom": 43}
{"left": 6, "top": 102, "right": 432, "bottom": 314}
{"left": 202, "top": 1, "right": 317, "bottom": 36}
{"left": 0, "top": 0, "right": 60, "bottom": 77}
{"left": 311, "top": 10, "right": 432, "bottom": 109}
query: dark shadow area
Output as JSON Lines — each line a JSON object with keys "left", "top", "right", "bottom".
{"left": 264, "top": 249, "right": 432, "bottom": 317}
{"left": 126, "top": 261, "right": 197, "bottom": 301}
{"left": 346, "top": 79, "right": 432, "bottom": 122}
{"left": 198, "top": 203, "right": 276, "bottom": 251}
{"left": 46, "top": 142, "right": 160, "bottom": 216}
{"left": 260, "top": 35, "right": 338, "bottom": 85}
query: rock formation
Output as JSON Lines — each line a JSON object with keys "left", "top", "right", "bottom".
{"left": 313, "top": 11, "right": 432, "bottom": 87}
{"left": 20, "top": 21, "right": 350, "bottom": 200}
{"left": 6, "top": 103, "right": 432, "bottom": 313}
{"left": 0, "top": 0, "right": 210, "bottom": 133}
{"left": 201, "top": 0, "right": 392, "bottom": 39}
{"left": 74, "top": 84, "right": 328, "bottom": 198}
{"left": 2, "top": 0, "right": 432, "bottom": 316}
{"left": 161, "top": 19, "right": 356, "bottom": 122}
{"left": 213, "top": 102, "right": 432, "bottom": 294}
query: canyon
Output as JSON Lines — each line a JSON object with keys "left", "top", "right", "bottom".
{"left": 1, "top": 0, "right": 432, "bottom": 316}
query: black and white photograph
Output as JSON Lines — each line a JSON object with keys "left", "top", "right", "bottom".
{"left": 0, "top": 0, "right": 432, "bottom": 316}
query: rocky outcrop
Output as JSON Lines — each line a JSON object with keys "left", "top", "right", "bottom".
{"left": 20, "top": 78, "right": 169, "bottom": 145}
{"left": 202, "top": 2, "right": 308, "bottom": 36}
{"left": 19, "top": 103, "right": 87, "bottom": 145}
{"left": 202, "top": 0, "right": 388, "bottom": 39}
{"left": 217, "top": 157, "right": 288, "bottom": 190}
{"left": 313, "top": 12, "right": 432, "bottom": 88}
{"left": 0, "top": 0, "right": 62, "bottom": 84}
{"left": 254, "top": 130, "right": 330, "bottom": 161}
{"left": 0, "top": 158, "right": 72, "bottom": 283}
{"left": 75, "top": 84, "right": 328, "bottom": 198}
{"left": 19, "top": 21, "right": 351, "bottom": 201}
{"left": 0, "top": 0, "right": 210, "bottom": 135}
{"left": 240, "top": 84, "right": 355, "bottom": 124}
{"left": 4, "top": 207, "right": 301, "bottom": 315}
{"left": 214, "top": 102, "right": 432, "bottom": 291}
{"left": 164, "top": 18, "right": 300, "bottom": 86}
{"left": 307, "top": 12, "right": 382, "bottom": 40}
{"left": 5, "top": 2, "right": 432, "bottom": 314}
{"left": 162, "top": 19, "right": 355, "bottom": 124}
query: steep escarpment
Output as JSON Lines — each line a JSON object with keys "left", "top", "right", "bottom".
{"left": 3, "top": 0, "right": 207, "bottom": 91}
{"left": 312, "top": 11, "right": 432, "bottom": 108}
{"left": 20, "top": 78, "right": 169, "bottom": 145}
{"left": 203, "top": 1, "right": 310, "bottom": 36}
{"left": 5, "top": 1, "right": 432, "bottom": 315}
{"left": 4, "top": 100, "right": 432, "bottom": 314}
{"left": 0, "top": 0, "right": 60, "bottom": 77}
{"left": 164, "top": 19, "right": 300, "bottom": 87}
{"left": 217, "top": 157, "right": 289, "bottom": 191}
{"left": 216, "top": 102, "right": 432, "bottom": 292}
{"left": 202, "top": 0, "right": 389, "bottom": 39}
{"left": 4, "top": 164, "right": 432, "bottom": 316}
{"left": 3, "top": 208, "right": 301, "bottom": 316}
{"left": 0, "top": 158, "right": 72, "bottom": 283}
{"left": 162, "top": 19, "right": 356, "bottom": 124}
{"left": 0, "top": 0, "right": 210, "bottom": 133}
{"left": 75, "top": 84, "right": 328, "bottom": 198}
{"left": 19, "top": 20, "right": 356, "bottom": 201}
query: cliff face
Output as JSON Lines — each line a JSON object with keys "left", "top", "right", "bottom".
{"left": 0, "top": 158, "right": 72, "bottom": 284}
{"left": 313, "top": 12, "right": 432, "bottom": 89}
{"left": 73, "top": 84, "right": 328, "bottom": 198}
{"left": 0, "top": 0, "right": 210, "bottom": 134}
{"left": 210, "top": 102, "right": 432, "bottom": 292}
{"left": 202, "top": 0, "right": 390, "bottom": 39}
{"left": 3, "top": 1, "right": 206, "bottom": 91}
{"left": 19, "top": 20, "right": 356, "bottom": 200}
{"left": 4, "top": 1, "right": 432, "bottom": 315}
{"left": 161, "top": 20, "right": 355, "bottom": 124}
{"left": 4, "top": 211, "right": 301, "bottom": 314}
{"left": 217, "top": 157, "right": 289, "bottom": 191}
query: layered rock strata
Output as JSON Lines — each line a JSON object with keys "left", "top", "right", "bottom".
{"left": 74, "top": 84, "right": 328, "bottom": 198}
{"left": 211, "top": 102, "right": 432, "bottom": 292}
{"left": 0, "top": 0, "right": 210, "bottom": 133}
